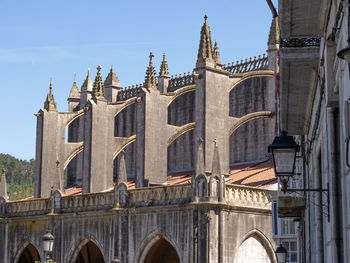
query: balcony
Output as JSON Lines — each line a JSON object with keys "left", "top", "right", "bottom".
{"left": 279, "top": 0, "right": 329, "bottom": 39}
{"left": 279, "top": 38, "right": 320, "bottom": 134}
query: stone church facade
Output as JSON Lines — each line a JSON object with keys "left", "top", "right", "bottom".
{"left": 0, "top": 16, "right": 279, "bottom": 263}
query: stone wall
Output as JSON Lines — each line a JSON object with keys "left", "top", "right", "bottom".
{"left": 229, "top": 77, "right": 275, "bottom": 163}
{"left": 0, "top": 184, "right": 277, "bottom": 263}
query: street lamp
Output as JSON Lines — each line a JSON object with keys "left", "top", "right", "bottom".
{"left": 42, "top": 231, "right": 54, "bottom": 262}
{"left": 275, "top": 244, "right": 287, "bottom": 263}
{"left": 268, "top": 130, "right": 300, "bottom": 189}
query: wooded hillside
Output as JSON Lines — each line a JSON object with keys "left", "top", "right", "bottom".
{"left": 0, "top": 153, "right": 35, "bottom": 200}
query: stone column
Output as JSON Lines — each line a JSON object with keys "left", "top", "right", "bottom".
{"left": 34, "top": 110, "right": 63, "bottom": 198}
{"left": 82, "top": 99, "right": 114, "bottom": 193}
{"left": 135, "top": 89, "right": 169, "bottom": 186}
{"left": 194, "top": 67, "right": 231, "bottom": 175}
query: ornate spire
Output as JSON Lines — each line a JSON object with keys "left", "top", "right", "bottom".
{"left": 196, "top": 15, "right": 214, "bottom": 67}
{"left": 92, "top": 65, "right": 106, "bottom": 100}
{"left": 69, "top": 74, "right": 80, "bottom": 98}
{"left": 0, "top": 169, "right": 8, "bottom": 200}
{"left": 195, "top": 138, "right": 205, "bottom": 177}
{"left": 268, "top": 16, "right": 280, "bottom": 46}
{"left": 81, "top": 68, "right": 93, "bottom": 92}
{"left": 44, "top": 78, "right": 57, "bottom": 111}
{"left": 104, "top": 66, "right": 121, "bottom": 87}
{"left": 212, "top": 40, "right": 221, "bottom": 65}
{"left": 118, "top": 151, "right": 127, "bottom": 184}
{"left": 211, "top": 139, "right": 221, "bottom": 176}
{"left": 159, "top": 53, "right": 169, "bottom": 77}
{"left": 144, "top": 52, "right": 157, "bottom": 89}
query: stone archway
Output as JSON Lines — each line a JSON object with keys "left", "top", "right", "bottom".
{"left": 234, "top": 237, "right": 271, "bottom": 263}
{"left": 134, "top": 233, "right": 182, "bottom": 263}
{"left": 70, "top": 240, "right": 105, "bottom": 263}
{"left": 15, "top": 242, "right": 40, "bottom": 263}
{"left": 234, "top": 229, "right": 277, "bottom": 263}
{"left": 144, "top": 237, "right": 181, "bottom": 263}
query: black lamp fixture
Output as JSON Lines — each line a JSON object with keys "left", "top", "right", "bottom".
{"left": 268, "top": 130, "right": 300, "bottom": 190}
{"left": 42, "top": 231, "right": 55, "bottom": 262}
{"left": 268, "top": 131, "right": 329, "bottom": 197}
{"left": 275, "top": 244, "right": 287, "bottom": 263}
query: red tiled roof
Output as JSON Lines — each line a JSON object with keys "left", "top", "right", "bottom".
{"left": 227, "top": 160, "right": 277, "bottom": 188}
{"left": 16, "top": 160, "right": 276, "bottom": 200}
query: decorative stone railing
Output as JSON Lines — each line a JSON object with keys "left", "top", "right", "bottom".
{"left": 127, "top": 184, "right": 191, "bottom": 207}
{"left": 59, "top": 191, "right": 114, "bottom": 212}
{"left": 167, "top": 72, "right": 195, "bottom": 92}
{"left": 5, "top": 198, "right": 51, "bottom": 217}
{"left": 117, "top": 84, "right": 143, "bottom": 101}
{"left": 225, "top": 184, "right": 274, "bottom": 210}
{"left": 222, "top": 54, "right": 268, "bottom": 74}
{"left": 0, "top": 184, "right": 275, "bottom": 217}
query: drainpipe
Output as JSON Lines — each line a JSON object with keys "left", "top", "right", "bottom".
{"left": 315, "top": 151, "right": 324, "bottom": 263}
{"left": 327, "top": 107, "right": 339, "bottom": 262}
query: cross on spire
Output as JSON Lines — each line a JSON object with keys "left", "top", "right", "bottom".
{"left": 149, "top": 52, "right": 154, "bottom": 61}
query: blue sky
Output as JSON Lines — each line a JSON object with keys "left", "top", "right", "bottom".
{"left": 0, "top": 0, "right": 278, "bottom": 160}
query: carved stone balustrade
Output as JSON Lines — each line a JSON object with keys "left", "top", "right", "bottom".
{"left": 168, "top": 73, "right": 195, "bottom": 92}
{"left": 5, "top": 198, "right": 51, "bottom": 217}
{"left": 60, "top": 191, "right": 114, "bottom": 213}
{"left": 0, "top": 184, "right": 275, "bottom": 217}
{"left": 128, "top": 184, "right": 191, "bottom": 207}
{"left": 222, "top": 54, "right": 268, "bottom": 74}
{"left": 225, "top": 184, "right": 275, "bottom": 211}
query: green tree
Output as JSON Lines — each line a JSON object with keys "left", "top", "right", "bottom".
{"left": 0, "top": 153, "right": 35, "bottom": 200}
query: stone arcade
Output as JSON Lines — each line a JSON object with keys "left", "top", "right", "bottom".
{"left": 0, "top": 17, "right": 279, "bottom": 263}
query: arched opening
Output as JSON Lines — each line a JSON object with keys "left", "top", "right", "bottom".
{"left": 64, "top": 152, "right": 83, "bottom": 187}
{"left": 167, "top": 130, "right": 194, "bottom": 173}
{"left": 229, "top": 76, "right": 270, "bottom": 118}
{"left": 74, "top": 240, "right": 104, "bottom": 263}
{"left": 234, "top": 237, "right": 271, "bottom": 263}
{"left": 64, "top": 113, "right": 84, "bottom": 187}
{"left": 113, "top": 141, "right": 136, "bottom": 182}
{"left": 144, "top": 237, "right": 180, "bottom": 263}
{"left": 16, "top": 243, "right": 40, "bottom": 263}
{"left": 230, "top": 118, "right": 275, "bottom": 164}
{"left": 114, "top": 103, "right": 137, "bottom": 180}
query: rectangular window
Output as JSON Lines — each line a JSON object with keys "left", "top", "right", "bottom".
{"left": 282, "top": 240, "right": 298, "bottom": 263}
{"left": 280, "top": 218, "right": 297, "bottom": 236}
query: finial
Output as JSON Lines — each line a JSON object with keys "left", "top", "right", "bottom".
{"left": 88, "top": 68, "right": 90, "bottom": 76}
{"left": 212, "top": 40, "right": 221, "bottom": 65}
{"left": 212, "top": 139, "right": 221, "bottom": 176}
{"left": 213, "top": 138, "right": 217, "bottom": 147}
{"left": 144, "top": 52, "right": 157, "bottom": 89}
{"left": 196, "top": 14, "right": 214, "bottom": 67}
{"left": 104, "top": 65, "right": 120, "bottom": 87}
{"left": 92, "top": 64, "right": 106, "bottom": 100}
{"left": 44, "top": 78, "right": 57, "bottom": 111}
{"left": 195, "top": 138, "right": 205, "bottom": 177}
{"left": 49, "top": 78, "right": 53, "bottom": 94}
{"left": 0, "top": 168, "right": 7, "bottom": 200}
{"left": 159, "top": 53, "right": 169, "bottom": 77}
{"left": 118, "top": 150, "right": 127, "bottom": 184}
{"left": 69, "top": 73, "right": 80, "bottom": 99}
